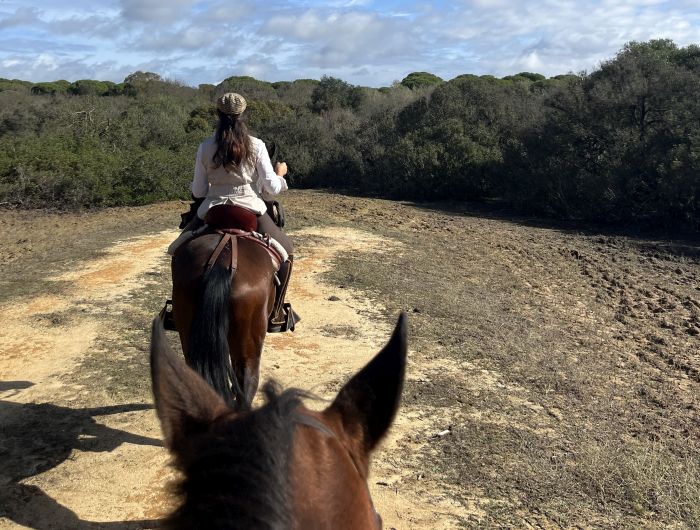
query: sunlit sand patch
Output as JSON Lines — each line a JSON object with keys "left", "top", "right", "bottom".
{"left": 50, "top": 229, "right": 178, "bottom": 297}
{"left": 0, "top": 322, "right": 99, "bottom": 387}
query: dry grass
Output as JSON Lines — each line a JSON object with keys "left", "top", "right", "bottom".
{"left": 284, "top": 191, "right": 700, "bottom": 528}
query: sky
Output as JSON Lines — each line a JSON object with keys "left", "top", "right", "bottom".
{"left": 1, "top": 0, "right": 700, "bottom": 87}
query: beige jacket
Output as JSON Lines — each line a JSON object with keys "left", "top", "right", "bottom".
{"left": 192, "top": 135, "right": 288, "bottom": 218}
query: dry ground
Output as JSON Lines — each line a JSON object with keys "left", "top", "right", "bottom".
{"left": 0, "top": 190, "right": 698, "bottom": 529}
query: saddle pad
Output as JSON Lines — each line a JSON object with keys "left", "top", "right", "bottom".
{"left": 167, "top": 226, "right": 287, "bottom": 269}
{"left": 217, "top": 228, "right": 288, "bottom": 270}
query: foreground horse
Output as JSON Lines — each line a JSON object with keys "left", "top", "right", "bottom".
{"left": 150, "top": 313, "right": 407, "bottom": 529}
{"left": 171, "top": 230, "right": 278, "bottom": 408}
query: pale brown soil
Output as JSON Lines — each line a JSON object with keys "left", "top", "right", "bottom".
{"left": 0, "top": 200, "right": 467, "bottom": 529}
{"left": 1, "top": 190, "right": 698, "bottom": 529}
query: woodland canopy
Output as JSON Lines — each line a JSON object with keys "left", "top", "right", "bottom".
{"left": 0, "top": 39, "right": 697, "bottom": 230}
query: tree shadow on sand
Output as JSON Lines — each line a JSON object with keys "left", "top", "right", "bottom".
{"left": 0, "top": 382, "right": 164, "bottom": 529}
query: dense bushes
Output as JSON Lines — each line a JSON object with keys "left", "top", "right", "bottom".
{"left": 0, "top": 39, "right": 698, "bottom": 229}
{"left": 505, "top": 41, "right": 700, "bottom": 227}
{"left": 0, "top": 89, "right": 198, "bottom": 207}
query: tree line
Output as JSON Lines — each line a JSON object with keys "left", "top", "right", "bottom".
{"left": 0, "top": 39, "right": 697, "bottom": 230}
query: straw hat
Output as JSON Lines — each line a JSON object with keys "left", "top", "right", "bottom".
{"left": 216, "top": 92, "right": 247, "bottom": 115}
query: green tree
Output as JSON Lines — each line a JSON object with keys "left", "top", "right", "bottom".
{"left": 311, "top": 76, "right": 364, "bottom": 113}
{"left": 124, "top": 71, "right": 163, "bottom": 84}
{"left": 400, "top": 72, "right": 443, "bottom": 90}
{"left": 30, "top": 81, "right": 70, "bottom": 95}
{"left": 69, "top": 80, "right": 111, "bottom": 96}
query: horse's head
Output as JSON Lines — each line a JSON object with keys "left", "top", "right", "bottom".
{"left": 150, "top": 313, "right": 407, "bottom": 529}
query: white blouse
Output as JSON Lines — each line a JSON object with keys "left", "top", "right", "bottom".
{"left": 191, "top": 135, "right": 288, "bottom": 218}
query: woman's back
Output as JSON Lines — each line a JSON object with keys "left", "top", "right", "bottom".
{"left": 198, "top": 135, "right": 265, "bottom": 188}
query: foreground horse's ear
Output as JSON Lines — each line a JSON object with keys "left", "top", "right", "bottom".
{"left": 325, "top": 313, "right": 407, "bottom": 456}
{"left": 150, "top": 316, "right": 229, "bottom": 452}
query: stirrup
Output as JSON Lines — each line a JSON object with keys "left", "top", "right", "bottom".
{"left": 268, "top": 303, "right": 297, "bottom": 333}
{"left": 163, "top": 299, "right": 177, "bottom": 331}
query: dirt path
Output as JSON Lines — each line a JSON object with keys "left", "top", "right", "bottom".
{"left": 0, "top": 224, "right": 467, "bottom": 529}
{"left": 2, "top": 193, "right": 698, "bottom": 528}
{"left": 0, "top": 229, "right": 179, "bottom": 529}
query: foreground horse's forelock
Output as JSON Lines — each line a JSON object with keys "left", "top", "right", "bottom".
{"left": 150, "top": 313, "right": 407, "bottom": 530}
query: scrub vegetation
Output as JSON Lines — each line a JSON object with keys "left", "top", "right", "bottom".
{"left": 1, "top": 38, "right": 698, "bottom": 230}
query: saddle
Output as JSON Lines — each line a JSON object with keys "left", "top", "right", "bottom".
{"left": 163, "top": 205, "right": 288, "bottom": 332}
{"left": 179, "top": 196, "right": 285, "bottom": 231}
{"left": 203, "top": 205, "right": 286, "bottom": 270}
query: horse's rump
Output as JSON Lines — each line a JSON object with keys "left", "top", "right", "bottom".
{"left": 171, "top": 233, "right": 277, "bottom": 406}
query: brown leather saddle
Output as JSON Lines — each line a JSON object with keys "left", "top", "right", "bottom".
{"left": 163, "top": 205, "right": 287, "bottom": 331}
{"left": 202, "top": 205, "right": 285, "bottom": 272}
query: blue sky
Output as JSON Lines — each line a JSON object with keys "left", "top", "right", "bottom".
{"left": 1, "top": 0, "right": 700, "bottom": 87}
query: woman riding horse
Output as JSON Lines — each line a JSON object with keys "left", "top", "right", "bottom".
{"left": 168, "top": 93, "right": 297, "bottom": 408}
{"left": 184, "top": 92, "right": 295, "bottom": 333}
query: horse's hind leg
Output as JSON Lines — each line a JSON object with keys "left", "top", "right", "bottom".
{"left": 242, "top": 360, "right": 260, "bottom": 407}
{"left": 230, "top": 345, "right": 262, "bottom": 408}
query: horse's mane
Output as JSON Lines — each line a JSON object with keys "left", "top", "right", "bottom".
{"left": 166, "top": 382, "right": 306, "bottom": 530}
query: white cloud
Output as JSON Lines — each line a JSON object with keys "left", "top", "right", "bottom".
{"left": 133, "top": 26, "right": 220, "bottom": 51}
{"left": 263, "top": 9, "right": 422, "bottom": 69}
{"left": 2, "top": 58, "right": 22, "bottom": 68}
{"left": 1, "top": 1, "right": 700, "bottom": 85}
{"left": 120, "top": 0, "right": 197, "bottom": 22}
{"left": 0, "top": 7, "right": 41, "bottom": 30}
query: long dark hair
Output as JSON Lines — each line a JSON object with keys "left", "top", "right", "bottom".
{"left": 213, "top": 110, "right": 255, "bottom": 170}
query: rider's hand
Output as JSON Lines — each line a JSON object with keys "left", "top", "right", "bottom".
{"left": 275, "top": 161, "right": 288, "bottom": 178}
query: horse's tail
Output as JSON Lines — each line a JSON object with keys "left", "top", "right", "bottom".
{"left": 187, "top": 263, "right": 236, "bottom": 404}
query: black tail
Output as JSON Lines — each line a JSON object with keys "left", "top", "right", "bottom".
{"left": 187, "top": 263, "right": 236, "bottom": 404}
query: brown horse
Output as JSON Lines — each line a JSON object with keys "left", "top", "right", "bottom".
{"left": 150, "top": 312, "right": 407, "bottom": 529}
{"left": 171, "top": 230, "right": 277, "bottom": 409}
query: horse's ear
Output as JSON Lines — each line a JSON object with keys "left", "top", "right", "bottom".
{"left": 150, "top": 316, "right": 229, "bottom": 453}
{"left": 325, "top": 313, "right": 407, "bottom": 456}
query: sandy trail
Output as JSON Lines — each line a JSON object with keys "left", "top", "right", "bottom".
{"left": 1, "top": 225, "right": 466, "bottom": 529}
